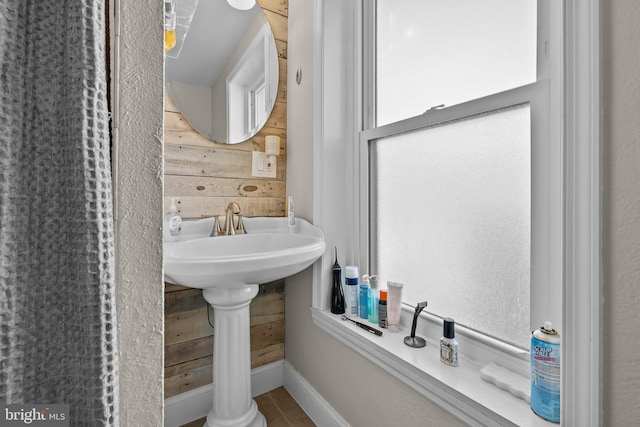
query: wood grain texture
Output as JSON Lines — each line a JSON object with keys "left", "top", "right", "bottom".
{"left": 258, "top": 0, "right": 288, "bottom": 17}
{"left": 163, "top": 0, "right": 288, "bottom": 399}
{"left": 165, "top": 363, "right": 212, "bottom": 398}
{"left": 164, "top": 281, "right": 286, "bottom": 397}
{"left": 163, "top": 196, "right": 286, "bottom": 219}
{"left": 165, "top": 335, "right": 213, "bottom": 367}
{"left": 165, "top": 175, "right": 286, "bottom": 198}
{"left": 264, "top": 10, "right": 288, "bottom": 42}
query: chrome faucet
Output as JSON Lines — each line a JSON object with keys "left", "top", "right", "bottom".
{"left": 210, "top": 202, "right": 246, "bottom": 236}
{"left": 224, "top": 201, "right": 241, "bottom": 235}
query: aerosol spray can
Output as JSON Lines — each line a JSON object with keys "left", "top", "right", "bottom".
{"left": 344, "top": 266, "right": 359, "bottom": 317}
{"left": 530, "top": 321, "right": 560, "bottom": 423}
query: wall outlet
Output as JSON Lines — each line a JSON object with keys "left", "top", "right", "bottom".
{"left": 251, "top": 151, "right": 277, "bottom": 178}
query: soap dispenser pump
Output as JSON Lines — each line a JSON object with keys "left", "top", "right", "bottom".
{"left": 164, "top": 198, "right": 182, "bottom": 241}
{"left": 363, "top": 274, "right": 379, "bottom": 324}
{"left": 359, "top": 274, "right": 373, "bottom": 319}
{"left": 287, "top": 196, "right": 295, "bottom": 227}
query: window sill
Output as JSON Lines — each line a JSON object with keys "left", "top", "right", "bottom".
{"left": 311, "top": 307, "right": 554, "bottom": 427}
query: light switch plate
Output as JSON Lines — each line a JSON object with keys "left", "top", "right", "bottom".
{"left": 251, "top": 151, "right": 276, "bottom": 178}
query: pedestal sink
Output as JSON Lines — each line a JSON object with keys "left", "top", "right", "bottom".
{"left": 164, "top": 216, "right": 325, "bottom": 427}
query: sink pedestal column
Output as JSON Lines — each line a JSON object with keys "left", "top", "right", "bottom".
{"left": 202, "top": 284, "right": 266, "bottom": 427}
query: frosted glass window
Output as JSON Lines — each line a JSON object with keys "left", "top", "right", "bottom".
{"left": 372, "top": 104, "right": 530, "bottom": 348}
{"left": 376, "top": 0, "right": 537, "bottom": 126}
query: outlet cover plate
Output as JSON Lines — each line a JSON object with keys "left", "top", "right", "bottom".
{"left": 252, "top": 151, "right": 277, "bottom": 178}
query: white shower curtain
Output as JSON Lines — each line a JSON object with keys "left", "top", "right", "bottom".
{"left": 0, "top": 1, "right": 118, "bottom": 425}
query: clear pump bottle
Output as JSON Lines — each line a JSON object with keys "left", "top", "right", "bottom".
{"left": 359, "top": 276, "right": 370, "bottom": 320}
{"left": 363, "top": 275, "right": 378, "bottom": 324}
{"left": 164, "top": 198, "right": 182, "bottom": 241}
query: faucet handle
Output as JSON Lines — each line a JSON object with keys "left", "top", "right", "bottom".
{"left": 235, "top": 215, "right": 247, "bottom": 234}
{"left": 210, "top": 215, "right": 223, "bottom": 237}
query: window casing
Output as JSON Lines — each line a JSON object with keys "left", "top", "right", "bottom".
{"left": 308, "top": 0, "right": 601, "bottom": 424}
{"left": 360, "top": 0, "right": 562, "bottom": 350}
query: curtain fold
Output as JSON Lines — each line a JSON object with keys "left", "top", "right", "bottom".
{"left": 0, "top": 1, "right": 118, "bottom": 425}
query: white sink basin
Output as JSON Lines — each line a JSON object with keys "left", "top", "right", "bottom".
{"left": 164, "top": 216, "right": 325, "bottom": 288}
{"left": 164, "top": 215, "right": 325, "bottom": 427}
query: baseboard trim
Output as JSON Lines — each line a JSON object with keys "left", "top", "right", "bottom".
{"left": 163, "top": 359, "right": 347, "bottom": 427}
{"left": 164, "top": 360, "right": 284, "bottom": 427}
{"left": 282, "top": 360, "right": 349, "bottom": 427}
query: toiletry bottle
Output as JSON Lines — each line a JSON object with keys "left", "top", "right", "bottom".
{"left": 387, "top": 281, "right": 404, "bottom": 331}
{"left": 530, "top": 321, "right": 560, "bottom": 423}
{"left": 287, "top": 196, "right": 295, "bottom": 227}
{"left": 368, "top": 288, "right": 379, "bottom": 324}
{"left": 330, "top": 248, "right": 345, "bottom": 314}
{"left": 359, "top": 275, "right": 370, "bottom": 319}
{"left": 440, "top": 318, "right": 459, "bottom": 367}
{"left": 344, "top": 266, "right": 359, "bottom": 317}
{"left": 164, "top": 198, "right": 182, "bottom": 241}
{"left": 378, "top": 290, "right": 388, "bottom": 328}
{"left": 164, "top": 0, "right": 177, "bottom": 51}
{"left": 364, "top": 274, "right": 379, "bottom": 324}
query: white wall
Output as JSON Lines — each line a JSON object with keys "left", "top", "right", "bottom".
{"left": 285, "top": 1, "right": 464, "bottom": 425}
{"left": 113, "top": 0, "right": 164, "bottom": 425}
{"left": 285, "top": 0, "right": 315, "bottom": 221}
{"left": 109, "top": 0, "right": 640, "bottom": 424}
{"left": 601, "top": 1, "right": 640, "bottom": 425}
{"left": 285, "top": 0, "right": 640, "bottom": 426}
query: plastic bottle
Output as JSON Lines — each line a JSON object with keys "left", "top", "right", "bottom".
{"left": 440, "top": 318, "right": 459, "bottom": 367}
{"left": 287, "top": 196, "right": 295, "bottom": 227}
{"left": 359, "top": 276, "right": 370, "bottom": 319}
{"left": 386, "top": 281, "right": 404, "bottom": 331}
{"left": 164, "top": 198, "right": 182, "bottom": 241}
{"left": 330, "top": 248, "right": 345, "bottom": 314}
{"left": 363, "top": 274, "right": 379, "bottom": 324}
{"left": 378, "top": 289, "right": 388, "bottom": 329}
{"left": 344, "top": 266, "right": 359, "bottom": 317}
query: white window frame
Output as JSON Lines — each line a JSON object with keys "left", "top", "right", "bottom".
{"left": 361, "top": 1, "right": 561, "bottom": 351}
{"left": 309, "top": 0, "right": 600, "bottom": 425}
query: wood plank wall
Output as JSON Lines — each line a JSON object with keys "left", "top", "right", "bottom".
{"left": 165, "top": 281, "right": 285, "bottom": 397}
{"left": 164, "top": 0, "right": 289, "bottom": 399}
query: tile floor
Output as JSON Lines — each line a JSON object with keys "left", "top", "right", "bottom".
{"left": 180, "top": 387, "right": 315, "bottom": 427}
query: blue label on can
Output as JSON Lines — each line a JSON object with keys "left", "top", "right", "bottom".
{"left": 530, "top": 334, "right": 560, "bottom": 423}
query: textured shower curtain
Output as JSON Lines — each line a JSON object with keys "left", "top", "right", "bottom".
{"left": 0, "top": 1, "right": 118, "bottom": 425}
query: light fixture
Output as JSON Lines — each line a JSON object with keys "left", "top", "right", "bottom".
{"left": 164, "top": 0, "right": 200, "bottom": 59}
{"left": 227, "top": 0, "right": 256, "bottom": 11}
{"left": 164, "top": 0, "right": 177, "bottom": 51}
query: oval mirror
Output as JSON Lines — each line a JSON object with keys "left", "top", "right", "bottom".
{"left": 165, "top": 1, "right": 279, "bottom": 144}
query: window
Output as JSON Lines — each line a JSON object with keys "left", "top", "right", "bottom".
{"left": 375, "top": 0, "right": 537, "bottom": 126}
{"left": 372, "top": 105, "right": 532, "bottom": 348}
{"left": 362, "top": 0, "right": 561, "bottom": 350}
{"left": 310, "top": 0, "right": 600, "bottom": 424}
